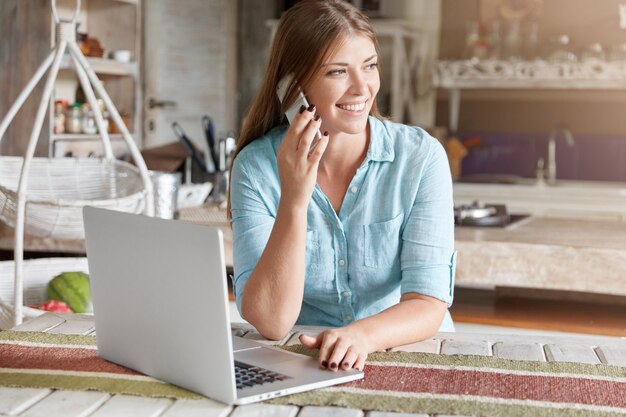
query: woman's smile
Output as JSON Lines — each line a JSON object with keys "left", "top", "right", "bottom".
{"left": 336, "top": 100, "right": 367, "bottom": 114}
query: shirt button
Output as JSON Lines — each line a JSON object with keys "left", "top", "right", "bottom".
{"left": 345, "top": 315, "right": 353, "bottom": 321}
{"left": 350, "top": 186, "right": 358, "bottom": 193}
{"left": 341, "top": 291, "right": 350, "bottom": 298}
{"left": 338, "top": 259, "right": 346, "bottom": 266}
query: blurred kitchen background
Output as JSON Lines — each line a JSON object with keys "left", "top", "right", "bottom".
{"left": 1, "top": 0, "right": 625, "bottom": 336}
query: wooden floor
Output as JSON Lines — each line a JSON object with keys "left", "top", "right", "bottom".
{"left": 450, "top": 287, "right": 626, "bottom": 337}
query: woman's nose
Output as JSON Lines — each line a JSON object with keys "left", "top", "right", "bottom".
{"left": 348, "top": 71, "right": 369, "bottom": 95}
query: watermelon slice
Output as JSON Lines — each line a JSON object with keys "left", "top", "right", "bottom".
{"left": 33, "top": 300, "right": 73, "bottom": 314}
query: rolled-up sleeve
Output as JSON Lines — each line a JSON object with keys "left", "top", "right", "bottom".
{"left": 400, "top": 140, "right": 456, "bottom": 305}
{"left": 230, "top": 155, "right": 276, "bottom": 313}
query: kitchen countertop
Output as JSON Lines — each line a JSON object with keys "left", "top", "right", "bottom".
{"left": 456, "top": 216, "right": 626, "bottom": 250}
{"left": 0, "top": 205, "right": 232, "bottom": 262}
{"left": 454, "top": 216, "right": 626, "bottom": 296}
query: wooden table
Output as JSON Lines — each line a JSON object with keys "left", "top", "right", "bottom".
{"left": 4, "top": 313, "right": 626, "bottom": 417}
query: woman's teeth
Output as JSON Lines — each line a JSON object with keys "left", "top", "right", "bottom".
{"left": 337, "top": 102, "right": 365, "bottom": 112}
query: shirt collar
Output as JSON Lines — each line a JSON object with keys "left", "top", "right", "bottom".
{"left": 365, "top": 116, "right": 395, "bottom": 163}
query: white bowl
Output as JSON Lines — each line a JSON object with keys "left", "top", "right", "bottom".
{"left": 110, "top": 49, "right": 131, "bottom": 63}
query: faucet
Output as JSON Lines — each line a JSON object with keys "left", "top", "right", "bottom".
{"left": 545, "top": 126, "right": 575, "bottom": 185}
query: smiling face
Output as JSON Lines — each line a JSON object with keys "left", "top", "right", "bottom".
{"left": 305, "top": 34, "right": 380, "bottom": 138}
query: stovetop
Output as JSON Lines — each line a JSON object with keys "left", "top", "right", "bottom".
{"left": 454, "top": 202, "right": 530, "bottom": 228}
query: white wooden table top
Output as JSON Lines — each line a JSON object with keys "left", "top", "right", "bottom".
{"left": 4, "top": 313, "right": 626, "bottom": 417}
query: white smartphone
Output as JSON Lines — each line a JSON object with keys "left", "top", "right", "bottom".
{"left": 276, "top": 74, "right": 323, "bottom": 152}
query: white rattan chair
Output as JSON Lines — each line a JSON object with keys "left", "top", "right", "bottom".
{"left": 0, "top": 0, "right": 154, "bottom": 327}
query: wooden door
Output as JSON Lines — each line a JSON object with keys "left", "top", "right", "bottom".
{"left": 143, "top": 0, "right": 238, "bottom": 152}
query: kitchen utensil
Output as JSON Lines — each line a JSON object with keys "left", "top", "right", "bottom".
{"left": 202, "top": 115, "right": 218, "bottom": 172}
{"left": 171, "top": 121, "right": 207, "bottom": 173}
{"left": 224, "top": 132, "right": 236, "bottom": 171}
{"left": 218, "top": 137, "right": 226, "bottom": 172}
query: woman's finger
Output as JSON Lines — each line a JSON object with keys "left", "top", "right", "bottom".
{"left": 340, "top": 347, "right": 359, "bottom": 370}
{"left": 326, "top": 339, "right": 350, "bottom": 372}
{"left": 297, "top": 114, "right": 322, "bottom": 156}
{"left": 299, "top": 333, "right": 322, "bottom": 349}
{"left": 308, "top": 131, "right": 329, "bottom": 162}
{"left": 354, "top": 353, "right": 367, "bottom": 371}
{"left": 285, "top": 104, "right": 316, "bottom": 152}
{"left": 317, "top": 331, "right": 337, "bottom": 369}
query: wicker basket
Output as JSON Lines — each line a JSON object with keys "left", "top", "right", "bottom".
{"left": 0, "top": 257, "right": 89, "bottom": 329}
{"left": 0, "top": 156, "right": 147, "bottom": 240}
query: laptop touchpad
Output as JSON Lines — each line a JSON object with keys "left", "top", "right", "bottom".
{"left": 232, "top": 335, "right": 263, "bottom": 352}
{"left": 235, "top": 346, "right": 304, "bottom": 366}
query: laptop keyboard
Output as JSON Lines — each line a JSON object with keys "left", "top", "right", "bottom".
{"left": 234, "top": 360, "right": 290, "bottom": 390}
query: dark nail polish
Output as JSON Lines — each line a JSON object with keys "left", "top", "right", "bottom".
{"left": 321, "top": 360, "right": 328, "bottom": 368}
{"left": 298, "top": 105, "right": 306, "bottom": 114}
{"left": 314, "top": 114, "right": 321, "bottom": 121}
{"left": 307, "top": 104, "right": 315, "bottom": 112}
{"left": 323, "top": 131, "right": 329, "bottom": 136}
{"left": 330, "top": 362, "right": 337, "bottom": 369}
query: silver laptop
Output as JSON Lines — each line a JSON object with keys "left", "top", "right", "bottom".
{"left": 83, "top": 207, "right": 363, "bottom": 405}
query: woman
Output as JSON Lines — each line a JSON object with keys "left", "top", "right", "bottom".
{"left": 229, "top": 0, "right": 456, "bottom": 372}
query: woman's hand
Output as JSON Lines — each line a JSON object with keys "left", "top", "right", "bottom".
{"left": 299, "top": 325, "right": 371, "bottom": 372}
{"left": 276, "top": 105, "right": 329, "bottom": 211}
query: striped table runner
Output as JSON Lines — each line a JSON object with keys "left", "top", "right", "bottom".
{"left": 0, "top": 330, "right": 203, "bottom": 400}
{"left": 2, "top": 331, "right": 625, "bottom": 416}
{"left": 274, "top": 346, "right": 626, "bottom": 417}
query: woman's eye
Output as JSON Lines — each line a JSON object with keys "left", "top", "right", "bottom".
{"left": 326, "top": 69, "right": 345, "bottom": 76}
{"left": 366, "top": 62, "right": 378, "bottom": 70}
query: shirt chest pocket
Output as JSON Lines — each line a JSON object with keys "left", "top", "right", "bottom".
{"left": 363, "top": 214, "right": 404, "bottom": 268}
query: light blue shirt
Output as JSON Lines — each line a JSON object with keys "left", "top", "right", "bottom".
{"left": 230, "top": 116, "right": 456, "bottom": 332}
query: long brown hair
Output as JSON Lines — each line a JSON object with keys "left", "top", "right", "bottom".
{"left": 228, "top": 0, "right": 383, "bottom": 219}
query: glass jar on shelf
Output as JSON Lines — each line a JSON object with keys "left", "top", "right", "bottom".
{"left": 95, "top": 99, "right": 110, "bottom": 133}
{"left": 502, "top": 20, "right": 522, "bottom": 61}
{"left": 546, "top": 34, "right": 577, "bottom": 63}
{"left": 81, "top": 103, "right": 97, "bottom": 135}
{"left": 53, "top": 100, "right": 67, "bottom": 134}
{"left": 65, "top": 103, "right": 83, "bottom": 134}
{"left": 487, "top": 20, "right": 502, "bottom": 60}
{"left": 463, "top": 20, "right": 488, "bottom": 60}
{"left": 523, "top": 20, "right": 540, "bottom": 60}
{"left": 581, "top": 43, "right": 606, "bottom": 62}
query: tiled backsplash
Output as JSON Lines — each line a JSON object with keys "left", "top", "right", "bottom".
{"left": 459, "top": 132, "right": 626, "bottom": 182}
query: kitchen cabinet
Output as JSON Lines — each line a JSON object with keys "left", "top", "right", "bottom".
{"left": 0, "top": 0, "right": 142, "bottom": 158}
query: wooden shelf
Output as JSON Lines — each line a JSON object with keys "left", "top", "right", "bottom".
{"left": 436, "top": 59, "right": 626, "bottom": 90}
{"left": 51, "top": 133, "right": 132, "bottom": 141}
{"left": 60, "top": 55, "right": 137, "bottom": 77}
